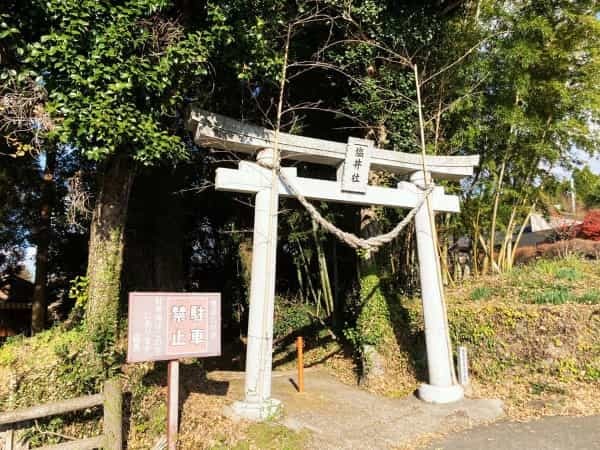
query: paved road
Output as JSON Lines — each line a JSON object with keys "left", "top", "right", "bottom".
{"left": 428, "top": 415, "right": 600, "bottom": 450}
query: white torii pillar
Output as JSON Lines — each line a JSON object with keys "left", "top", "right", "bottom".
{"left": 231, "top": 149, "right": 283, "bottom": 420}
{"left": 410, "top": 171, "right": 464, "bottom": 403}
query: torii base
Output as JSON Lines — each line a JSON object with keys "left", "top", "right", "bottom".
{"left": 418, "top": 383, "right": 464, "bottom": 404}
{"left": 228, "top": 398, "right": 283, "bottom": 422}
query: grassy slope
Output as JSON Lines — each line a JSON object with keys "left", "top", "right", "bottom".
{"left": 288, "top": 256, "right": 600, "bottom": 419}
{"left": 367, "top": 256, "right": 600, "bottom": 418}
{"left": 0, "top": 328, "right": 106, "bottom": 446}
{"left": 443, "top": 256, "right": 600, "bottom": 419}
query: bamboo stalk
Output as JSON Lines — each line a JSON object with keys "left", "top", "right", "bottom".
{"left": 472, "top": 209, "right": 481, "bottom": 276}
{"left": 296, "top": 238, "right": 319, "bottom": 306}
{"left": 478, "top": 233, "right": 500, "bottom": 273}
{"left": 510, "top": 206, "right": 535, "bottom": 267}
{"left": 295, "top": 264, "right": 305, "bottom": 303}
{"left": 489, "top": 157, "right": 506, "bottom": 273}
{"left": 497, "top": 204, "right": 518, "bottom": 270}
{"left": 312, "top": 219, "right": 334, "bottom": 317}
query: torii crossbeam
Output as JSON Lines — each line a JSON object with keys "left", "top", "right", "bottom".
{"left": 187, "top": 108, "right": 480, "bottom": 420}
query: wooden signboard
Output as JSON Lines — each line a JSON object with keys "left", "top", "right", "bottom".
{"left": 127, "top": 292, "right": 221, "bottom": 362}
{"left": 127, "top": 292, "right": 221, "bottom": 449}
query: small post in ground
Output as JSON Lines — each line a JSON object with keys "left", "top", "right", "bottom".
{"left": 103, "top": 378, "right": 123, "bottom": 450}
{"left": 296, "top": 336, "right": 304, "bottom": 393}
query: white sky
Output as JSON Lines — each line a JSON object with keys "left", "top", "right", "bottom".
{"left": 550, "top": 149, "right": 600, "bottom": 180}
{"left": 589, "top": 155, "right": 600, "bottom": 173}
{"left": 23, "top": 246, "right": 36, "bottom": 281}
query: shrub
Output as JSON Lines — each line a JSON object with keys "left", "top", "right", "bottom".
{"left": 579, "top": 210, "right": 600, "bottom": 241}
{"left": 0, "top": 327, "right": 107, "bottom": 410}
{"left": 273, "top": 299, "right": 313, "bottom": 340}
{"left": 470, "top": 286, "right": 494, "bottom": 301}
{"left": 533, "top": 285, "right": 572, "bottom": 304}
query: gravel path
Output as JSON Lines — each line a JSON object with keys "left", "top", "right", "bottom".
{"left": 219, "top": 368, "right": 504, "bottom": 449}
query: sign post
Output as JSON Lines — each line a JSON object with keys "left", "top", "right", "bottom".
{"left": 127, "top": 292, "right": 221, "bottom": 449}
{"left": 167, "top": 360, "right": 179, "bottom": 450}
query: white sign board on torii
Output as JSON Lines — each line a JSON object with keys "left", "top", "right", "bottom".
{"left": 341, "top": 137, "right": 372, "bottom": 193}
{"left": 187, "top": 109, "right": 480, "bottom": 420}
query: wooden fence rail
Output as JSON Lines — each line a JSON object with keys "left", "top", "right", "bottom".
{"left": 0, "top": 379, "right": 122, "bottom": 450}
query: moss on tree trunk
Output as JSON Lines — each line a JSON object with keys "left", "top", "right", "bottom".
{"left": 357, "top": 205, "right": 393, "bottom": 387}
{"left": 85, "top": 155, "right": 134, "bottom": 344}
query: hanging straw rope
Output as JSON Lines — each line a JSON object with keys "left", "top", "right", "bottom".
{"left": 257, "top": 159, "right": 434, "bottom": 252}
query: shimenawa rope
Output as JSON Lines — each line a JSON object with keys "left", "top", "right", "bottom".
{"left": 257, "top": 159, "right": 434, "bottom": 253}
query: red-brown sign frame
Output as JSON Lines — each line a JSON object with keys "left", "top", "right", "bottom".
{"left": 127, "top": 292, "right": 221, "bottom": 363}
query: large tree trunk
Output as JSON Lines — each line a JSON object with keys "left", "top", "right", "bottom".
{"left": 85, "top": 155, "right": 134, "bottom": 341}
{"left": 31, "top": 150, "right": 56, "bottom": 334}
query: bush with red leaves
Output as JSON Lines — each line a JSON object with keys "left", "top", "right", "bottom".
{"left": 579, "top": 210, "right": 600, "bottom": 241}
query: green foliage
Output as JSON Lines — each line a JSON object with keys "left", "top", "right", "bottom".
{"left": 213, "top": 422, "right": 308, "bottom": 450}
{"left": 532, "top": 285, "right": 572, "bottom": 305}
{"left": 529, "top": 381, "right": 566, "bottom": 396}
{"left": 243, "top": 422, "right": 308, "bottom": 450}
{"left": 0, "top": 325, "right": 126, "bottom": 444}
{"left": 451, "top": 1, "right": 600, "bottom": 265}
{"left": 0, "top": 327, "right": 107, "bottom": 410}
{"left": 133, "top": 402, "right": 166, "bottom": 436}
{"left": 585, "top": 363, "right": 600, "bottom": 382}
{"left": 4, "top": 0, "right": 232, "bottom": 164}
{"left": 573, "top": 165, "right": 600, "bottom": 208}
{"left": 449, "top": 308, "right": 496, "bottom": 348}
{"left": 0, "top": 14, "right": 19, "bottom": 43}
{"left": 486, "top": 256, "right": 600, "bottom": 305}
{"left": 576, "top": 290, "right": 600, "bottom": 305}
{"left": 273, "top": 298, "right": 313, "bottom": 340}
{"left": 0, "top": 338, "right": 17, "bottom": 365}
{"left": 470, "top": 286, "right": 494, "bottom": 301}
{"left": 555, "top": 267, "right": 582, "bottom": 282}
{"left": 533, "top": 256, "right": 586, "bottom": 279}
{"left": 68, "top": 275, "right": 89, "bottom": 308}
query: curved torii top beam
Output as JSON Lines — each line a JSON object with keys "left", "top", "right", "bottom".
{"left": 186, "top": 108, "right": 479, "bottom": 180}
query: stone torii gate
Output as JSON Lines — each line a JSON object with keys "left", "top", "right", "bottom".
{"left": 187, "top": 109, "right": 480, "bottom": 420}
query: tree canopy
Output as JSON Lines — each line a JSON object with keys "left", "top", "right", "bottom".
{"left": 0, "top": 0, "right": 598, "bottom": 352}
